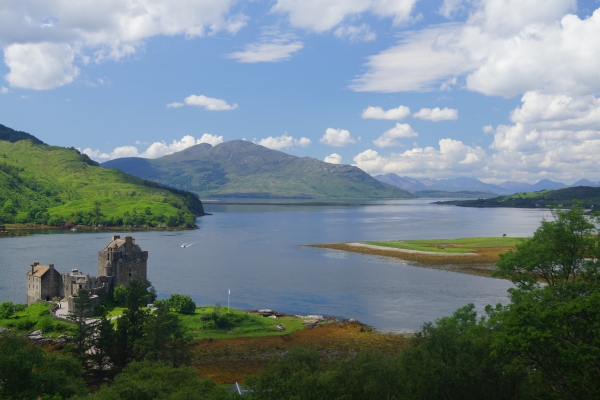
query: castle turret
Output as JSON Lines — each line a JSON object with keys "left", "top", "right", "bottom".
{"left": 98, "top": 235, "right": 147, "bottom": 286}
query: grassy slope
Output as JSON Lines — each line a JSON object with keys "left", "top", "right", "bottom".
{"left": 365, "top": 237, "right": 524, "bottom": 254}
{"left": 435, "top": 186, "right": 600, "bottom": 208}
{"left": 0, "top": 139, "right": 203, "bottom": 226}
{"left": 103, "top": 141, "right": 413, "bottom": 199}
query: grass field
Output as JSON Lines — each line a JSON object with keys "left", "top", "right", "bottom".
{"left": 180, "top": 307, "right": 307, "bottom": 339}
{"left": 365, "top": 237, "right": 524, "bottom": 254}
{"left": 0, "top": 303, "right": 73, "bottom": 337}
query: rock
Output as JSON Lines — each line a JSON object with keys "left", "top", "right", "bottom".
{"left": 274, "top": 324, "right": 286, "bottom": 331}
{"left": 258, "top": 309, "right": 273, "bottom": 313}
{"left": 268, "top": 315, "right": 277, "bottom": 319}
{"left": 28, "top": 330, "right": 43, "bottom": 337}
{"left": 0, "top": 327, "right": 10, "bottom": 333}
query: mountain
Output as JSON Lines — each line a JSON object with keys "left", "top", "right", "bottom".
{"left": 102, "top": 140, "right": 413, "bottom": 199}
{"left": 571, "top": 179, "right": 600, "bottom": 187}
{"left": 434, "top": 186, "right": 600, "bottom": 209}
{"left": 374, "top": 173, "right": 510, "bottom": 195}
{"left": 375, "top": 173, "right": 584, "bottom": 195}
{"left": 0, "top": 125, "right": 205, "bottom": 228}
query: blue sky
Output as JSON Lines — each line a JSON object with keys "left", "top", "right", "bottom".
{"left": 1, "top": 0, "right": 600, "bottom": 184}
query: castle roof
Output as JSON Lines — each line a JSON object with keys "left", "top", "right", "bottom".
{"left": 28, "top": 265, "right": 50, "bottom": 278}
{"left": 101, "top": 236, "right": 142, "bottom": 252}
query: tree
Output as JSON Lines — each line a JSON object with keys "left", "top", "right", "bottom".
{"left": 494, "top": 205, "right": 600, "bottom": 290}
{"left": 167, "top": 294, "right": 196, "bottom": 315}
{"left": 491, "top": 205, "right": 600, "bottom": 398}
{"left": 113, "top": 281, "right": 150, "bottom": 371}
{"left": 89, "top": 307, "right": 116, "bottom": 385}
{"left": 67, "top": 289, "right": 95, "bottom": 365}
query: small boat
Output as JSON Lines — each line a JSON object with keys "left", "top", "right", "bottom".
{"left": 71, "top": 228, "right": 77, "bottom": 231}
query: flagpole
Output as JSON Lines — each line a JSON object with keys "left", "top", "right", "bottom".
{"left": 228, "top": 288, "right": 230, "bottom": 313}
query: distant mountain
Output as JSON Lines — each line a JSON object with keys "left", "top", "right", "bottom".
{"left": 103, "top": 140, "right": 413, "bottom": 199}
{"left": 571, "top": 179, "right": 600, "bottom": 187}
{"left": 375, "top": 173, "right": 588, "bottom": 195}
{"left": 374, "top": 174, "right": 510, "bottom": 195}
{"left": 435, "top": 186, "right": 600, "bottom": 209}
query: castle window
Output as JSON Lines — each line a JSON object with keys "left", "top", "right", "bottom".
{"left": 128, "top": 269, "right": 132, "bottom": 277}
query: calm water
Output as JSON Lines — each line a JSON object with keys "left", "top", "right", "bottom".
{"left": 0, "top": 199, "right": 549, "bottom": 332}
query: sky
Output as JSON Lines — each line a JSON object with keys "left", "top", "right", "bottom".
{"left": 1, "top": 0, "right": 600, "bottom": 184}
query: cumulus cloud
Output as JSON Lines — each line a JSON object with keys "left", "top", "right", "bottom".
{"left": 354, "top": 139, "right": 486, "bottom": 176}
{"left": 352, "top": 0, "right": 600, "bottom": 97}
{"left": 324, "top": 153, "right": 342, "bottom": 164}
{"left": 319, "top": 128, "right": 356, "bottom": 147}
{"left": 413, "top": 107, "right": 458, "bottom": 121}
{"left": 228, "top": 31, "right": 303, "bottom": 63}
{"left": 183, "top": 95, "right": 237, "bottom": 111}
{"left": 362, "top": 105, "right": 411, "bottom": 120}
{"left": 1, "top": 0, "right": 245, "bottom": 89}
{"left": 4, "top": 42, "right": 80, "bottom": 90}
{"left": 256, "top": 133, "right": 311, "bottom": 150}
{"left": 271, "top": 0, "right": 418, "bottom": 32}
{"left": 373, "top": 123, "right": 418, "bottom": 148}
{"left": 334, "top": 24, "right": 376, "bottom": 42}
{"left": 83, "top": 134, "right": 223, "bottom": 161}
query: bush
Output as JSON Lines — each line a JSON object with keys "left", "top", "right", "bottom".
{"left": 167, "top": 294, "right": 196, "bottom": 315}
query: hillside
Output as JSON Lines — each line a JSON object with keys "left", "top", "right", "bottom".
{"left": 0, "top": 131, "right": 205, "bottom": 228}
{"left": 434, "top": 186, "right": 600, "bottom": 209}
{"left": 102, "top": 140, "right": 413, "bottom": 199}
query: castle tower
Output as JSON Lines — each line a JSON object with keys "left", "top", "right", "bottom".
{"left": 97, "top": 235, "right": 148, "bottom": 287}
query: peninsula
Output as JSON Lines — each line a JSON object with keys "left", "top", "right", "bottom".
{"left": 310, "top": 237, "right": 523, "bottom": 277}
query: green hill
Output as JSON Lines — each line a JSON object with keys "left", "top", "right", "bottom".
{"left": 434, "top": 186, "right": 600, "bottom": 209}
{"left": 102, "top": 140, "right": 413, "bottom": 199}
{"left": 0, "top": 127, "right": 205, "bottom": 228}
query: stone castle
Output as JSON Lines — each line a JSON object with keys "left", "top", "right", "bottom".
{"left": 26, "top": 235, "right": 148, "bottom": 306}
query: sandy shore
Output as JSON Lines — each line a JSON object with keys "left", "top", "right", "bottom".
{"left": 307, "top": 242, "right": 514, "bottom": 278}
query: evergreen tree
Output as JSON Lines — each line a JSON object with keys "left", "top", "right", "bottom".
{"left": 89, "top": 307, "right": 116, "bottom": 385}
{"left": 67, "top": 289, "right": 95, "bottom": 365}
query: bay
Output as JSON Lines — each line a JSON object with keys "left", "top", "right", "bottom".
{"left": 0, "top": 199, "right": 548, "bottom": 332}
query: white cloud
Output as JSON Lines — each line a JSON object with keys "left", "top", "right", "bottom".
{"left": 373, "top": 123, "right": 418, "bottom": 148}
{"left": 83, "top": 134, "right": 223, "bottom": 161}
{"left": 4, "top": 42, "right": 80, "bottom": 90}
{"left": 271, "top": 0, "right": 418, "bottom": 32}
{"left": 228, "top": 32, "right": 303, "bottom": 63}
{"left": 439, "top": 0, "right": 466, "bottom": 18}
{"left": 1, "top": 0, "right": 245, "bottom": 89}
{"left": 324, "top": 153, "right": 342, "bottom": 164}
{"left": 352, "top": 0, "right": 600, "bottom": 97}
{"left": 354, "top": 139, "right": 486, "bottom": 176}
{"left": 0, "top": 87, "right": 8, "bottom": 94}
{"left": 413, "top": 107, "right": 458, "bottom": 121}
{"left": 319, "top": 128, "right": 356, "bottom": 147}
{"left": 166, "top": 102, "right": 184, "bottom": 108}
{"left": 482, "top": 125, "right": 493, "bottom": 133}
{"left": 334, "top": 24, "right": 376, "bottom": 42}
{"left": 184, "top": 95, "right": 238, "bottom": 111}
{"left": 361, "top": 105, "right": 411, "bottom": 120}
{"left": 198, "top": 133, "right": 224, "bottom": 146}
{"left": 256, "top": 133, "right": 311, "bottom": 150}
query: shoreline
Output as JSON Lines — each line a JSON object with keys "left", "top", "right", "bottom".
{"left": 307, "top": 243, "right": 507, "bottom": 278}
{"left": 1, "top": 223, "right": 198, "bottom": 233}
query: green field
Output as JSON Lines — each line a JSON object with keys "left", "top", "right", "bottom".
{"left": 0, "top": 303, "right": 73, "bottom": 337}
{"left": 365, "top": 237, "right": 524, "bottom": 254}
{"left": 180, "top": 307, "right": 307, "bottom": 339}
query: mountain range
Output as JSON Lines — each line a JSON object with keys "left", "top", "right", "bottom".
{"left": 374, "top": 173, "right": 599, "bottom": 195}
{"left": 102, "top": 140, "right": 412, "bottom": 199}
